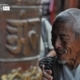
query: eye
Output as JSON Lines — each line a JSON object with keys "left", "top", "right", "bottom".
{"left": 60, "top": 34, "right": 69, "bottom": 41}
{"left": 60, "top": 35, "right": 65, "bottom": 40}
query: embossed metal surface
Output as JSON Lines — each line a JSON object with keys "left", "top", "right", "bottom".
{"left": 0, "top": 0, "right": 41, "bottom": 6}
{"left": 0, "top": 0, "right": 42, "bottom": 79}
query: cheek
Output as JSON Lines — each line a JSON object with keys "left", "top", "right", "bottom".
{"left": 65, "top": 42, "right": 77, "bottom": 59}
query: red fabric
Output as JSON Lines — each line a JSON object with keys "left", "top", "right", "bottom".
{"left": 49, "top": 0, "right": 55, "bottom": 25}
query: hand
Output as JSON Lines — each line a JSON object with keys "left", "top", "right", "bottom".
{"left": 41, "top": 65, "right": 53, "bottom": 80}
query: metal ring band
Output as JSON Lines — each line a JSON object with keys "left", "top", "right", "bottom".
{"left": 0, "top": 55, "right": 40, "bottom": 62}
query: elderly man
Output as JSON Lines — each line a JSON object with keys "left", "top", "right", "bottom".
{"left": 39, "top": 8, "right": 80, "bottom": 80}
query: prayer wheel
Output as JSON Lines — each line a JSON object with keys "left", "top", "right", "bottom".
{"left": 0, "top": 0, "right": 42, "bottom": 80}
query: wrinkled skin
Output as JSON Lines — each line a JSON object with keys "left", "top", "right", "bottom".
{"left": 41, "top": 21, "right": 80, "bottom": 80}
{"left": 52, "top": 21, "right": 80, "bottom": 69}
{"left": 41, "top": 65, "right": 53, "bottom": 80}
{"left": 41, "top": 8, "right": 80, "bottom": 80}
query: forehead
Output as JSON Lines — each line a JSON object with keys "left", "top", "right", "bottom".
{"left": 53, "top": 22, "right": 73, "bottom": 34}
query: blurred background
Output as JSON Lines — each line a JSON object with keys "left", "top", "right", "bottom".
{"left": 42, "top": 0, "right": 80, "bottom": 24}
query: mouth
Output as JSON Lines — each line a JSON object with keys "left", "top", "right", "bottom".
{"left": 55, "top": 49, "right": 68, "bottom": 61}
{"left": 55, "top": 49, "right": 67, "bottom": 56}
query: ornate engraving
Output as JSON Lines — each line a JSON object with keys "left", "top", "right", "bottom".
{"left": 1, "top": 67, "right": 42, "bottom": 80}
{"left": 28, "top": 30, "right": 38, "bottom": 50}
{"left": 6, "top": 19, "right": 39, "bottom": 56}
{"left": 6, "top": 21, "right": 23, "bottom": 54}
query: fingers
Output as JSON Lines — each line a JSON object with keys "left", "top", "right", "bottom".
{"left": 43, "top": 71, "right": 53, "bottom": 80}
{"left": 41, "top": 65, "right": 52, "bottom": 75}
{"left": 42, "top": 77, "right": 48, "bottom": 80}
{"left": 41, "top": 65, "right": 53, "bottom": 80}
{"left": 45, "top": 70, "right": 52, "bottom": 75}
{"left": 40, "top": 65, "right": 45, "bottom": 70}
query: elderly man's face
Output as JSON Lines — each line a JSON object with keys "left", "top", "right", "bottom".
{"left": 52, "top": 22, "right": 80, "bottom": 67}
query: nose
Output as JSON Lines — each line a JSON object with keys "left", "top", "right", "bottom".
{"left": 55, "top": 36, "right": 62, "bottom": 49}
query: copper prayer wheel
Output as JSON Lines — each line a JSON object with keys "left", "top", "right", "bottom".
{"left": 0, "top": 0, "right": 42, "bottom": 80}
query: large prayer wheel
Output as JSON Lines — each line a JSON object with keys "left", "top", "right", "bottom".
{"left": 0, "top": 0, "right": 42, "bottom": 80}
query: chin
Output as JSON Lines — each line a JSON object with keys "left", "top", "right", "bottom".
{"left": 58, "top": 59, "right": 67, "bottom": 64}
